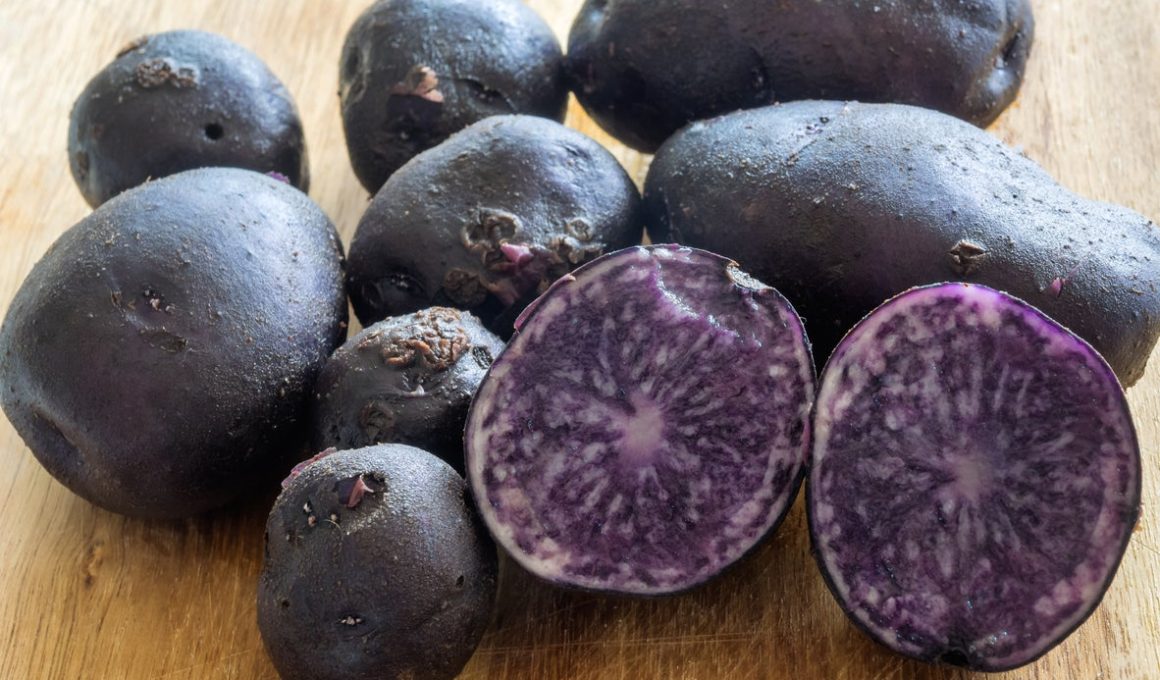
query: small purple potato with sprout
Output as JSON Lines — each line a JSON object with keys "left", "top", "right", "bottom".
{"left": 257, "top": 445, "right": 498, "bottom": 680}
{"left": 0, "top": 168, "right": 347, "bottom": 518}
{"left": 347, "top": 115, "right": 642, "bottom": 339}
{"left": 808, "top": 283, "right": 1140, "bottom": 672}
{"left": 340, "top": 0, "right": 568, "bottom": 193}
{"left": 69, "top": 30, "right": 308, "bottom": 207}
{"left": 466, "top": 245, "right": 815, "bottom": 595}
{"left": 311, "top": 308, "right": 505, "bottom": 471}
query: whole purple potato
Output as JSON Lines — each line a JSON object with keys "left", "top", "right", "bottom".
{"left": 347, "top": 115, "right": 642, "bottom": 339}
{"left": 340, "top": 0, "right": 567, "bottom": 193}
{"left": 311, "top": 308, "right": 505, "bottom": 471}
{"left": 69, "top": 30, "right": 308, "bottom": 206}
{"left": 0, "top": 168, "right": 347, "bottom": 518}
{"left": 567, "top": 0, "right": 1033, "bottom": 152}
{"left": 644, "top": 101, "right": 1160, "bottom": 386}
{"left": 258, "top": 445, "right": 497, "bottom": 680}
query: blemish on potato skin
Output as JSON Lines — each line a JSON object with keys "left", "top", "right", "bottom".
{"left": 389, "top": 65, "right": 445, "bottom": 104}
{"left": 442, "top": 269, "right": 489, "bottom": 307}
{"left": 948, "top": 240, "right": 988, "bottom": 276}
{"left": 342, "top": 474, "right": 375, "bottom": 509}
{"left": 134, "top": 58, "right": 198, "bottom": 89}
{"left": 357, "top": 307, "right": 470, "bottom": 371}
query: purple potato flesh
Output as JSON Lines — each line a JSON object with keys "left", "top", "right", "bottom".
{"left": 466, "top": 245, "right": 815, "bottom": 595}
{"left": 808, "top": 283, "right": 1140, "bottom": 672}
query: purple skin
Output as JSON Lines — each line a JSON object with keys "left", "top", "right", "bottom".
{"left": 258, "top": 445, "right": 498, "bottom": 680}
{"left": 309, "top": 307, "right": 505, "bottom": 471}
{"left": 808, "top": 283, "right": 1140, "bottom": 672}
{"left": 69, "top": 30, "right": 309, "bottom": 207}
{"left": 345, "top": 115, "right": 643, "bottom": 340}
{"left": 466, "top": 245, "right": 816, "bottom": 595}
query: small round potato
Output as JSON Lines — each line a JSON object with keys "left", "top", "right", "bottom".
{"left": 340, "top": 0, "right": 567, "bottom": 193}
{"left": 69, "top": 30, "right": 308, "bottom": 206}
{"left": 311, "top": 308, "right": 505, "bottom": 471}
{"left": 258, "top": 445, "right": 498, "bottom": 680}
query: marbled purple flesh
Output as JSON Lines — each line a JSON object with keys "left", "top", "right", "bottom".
{"left": 466, "top": 245, "right": 815, "bottom": 595}
{"left": 809, "top": 283, "right": 1140, "bottom": 672}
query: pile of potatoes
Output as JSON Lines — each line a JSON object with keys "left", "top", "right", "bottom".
{"left": 0, "top": 1, "right": 1154, "bottom": 678}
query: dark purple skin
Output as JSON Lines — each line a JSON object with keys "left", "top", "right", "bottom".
{"left": 644, "top": 101, "right": 1160, "bottom": 387}
{"left": 567, "top": 0, "right": 1033, "bottom": 152}
{"left": 346, "top": 115, "right": 643, "bottom": 339}
{"left": 340, "top": 0, "right": 568, "bottom": 193}
{"left": 310, "top": 308, "right": 505, "bottom": 471}
{"left": 808, "top": 283, "right": 1140, "bottom": 672}
{"left": 69, "top": 30, "right": 308, "bottom": 207}
{"left": 0, "top": 168, "right": 347, "bottom": 518}
{"left": 257, "top": 445, "right": 498, "bottom": 680}
{"left": 465, "top": 245, "right": 815, "bottom": 595}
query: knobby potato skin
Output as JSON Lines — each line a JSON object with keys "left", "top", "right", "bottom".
{"left": 644, "top": 101, "right": 1160, "bottom": 386}
{"left": 347, "top": 115, "right": 643, "bottom": 339}
{"left": 341, "top": 0, "right": 568, "bottom": 193}
{"left": 0, "top": 168, "right": 348, "bottom": 518}
{"left": 69, "top": 30, "right": 309, "bottom": 207}
{"left": 567, "top": 0, "right": 1033, "bottom": 152}
{"left": 310, "top": 308, "right": 505, "bottom": 472}
{"left": 257, "top": 445, "right": 498, "bottom": 680}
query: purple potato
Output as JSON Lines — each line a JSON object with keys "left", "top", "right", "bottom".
{"left": 466, "top": 245, "right": 815, "bottom": 595}
{"left": 347, "top": 115, "right": 643, "bottom": 339}
{"left": 311, "top": 308, "right": 505, "bottom": 471}
{"left": 258, "top": 445, "right": 497, "bottom": 680}
{"left": 340, "top": 0, "right": 568, "bottom": 193}
{"left": 643, "top": 101, "right": 1160, "bottom": 387}
{"left": 0, "top": 168, "right": 347, "bottom": 518}
{"left": 69, "top": 30, "right": 308, "bottom": 207}
{"left": 567, "top": 0, "right": 1033, "bottom": 152}
{"left": 808, "top": 283, "right": 1140, "bottom": 672}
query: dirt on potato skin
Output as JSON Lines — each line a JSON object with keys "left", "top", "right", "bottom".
{"left": 310, "top": 308, "right": 505, "bottom": 472}
{"left": 566, "top": 0, "right": 1033, "bottom": 153}
{"left": 0, "top": 168, "right": 348, "bottom": 518}
{"left": 346, "top": 115, "right": 643, "bottom": 339}
{"left": 340, "top": 0, "right": 567, "bottom": 194}
{"left": 257, "top": 445, "right": 498, "bottom": 680}
{"left": 69, "top": 30, "right": 308, "bottom": 207}
{"left": 643, "top": 100, "right": 1160, "bottom": 387}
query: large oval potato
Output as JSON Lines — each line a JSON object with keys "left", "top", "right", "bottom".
{"left": 568, "top": 0, "right": 1033, "bottom": 152}
{"left": 644, "top": 101, "right": 1160, "bottom": 386}
{"left": 0, "top": 168, "right": 348, "bottom": 518}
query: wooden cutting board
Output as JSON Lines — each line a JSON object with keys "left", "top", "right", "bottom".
{"left": 0, "top": 1, "right": 1156, "bottom": 678}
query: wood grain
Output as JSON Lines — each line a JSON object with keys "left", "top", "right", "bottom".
{"left": 0, "top": 1, "right": 1156, "bottom": 678}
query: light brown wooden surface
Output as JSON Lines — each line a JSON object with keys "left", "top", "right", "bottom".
{"left": 0, "top": 1, "right": 1157, "bottom": 678}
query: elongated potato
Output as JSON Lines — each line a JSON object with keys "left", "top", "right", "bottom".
{"left": 643, "top": 101, "right": 1160, "bottom": 386}
{"left": 568, "top": 0, "right": 1033, "bottom": 152}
